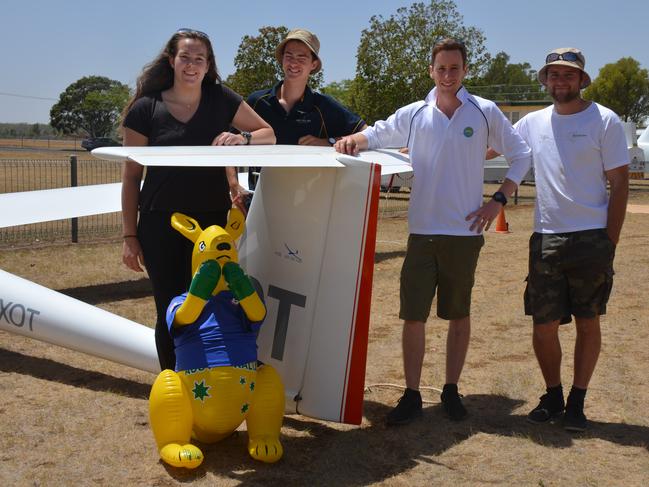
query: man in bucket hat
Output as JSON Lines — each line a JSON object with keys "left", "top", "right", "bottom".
{"left": 537, "top": 47, "right": 592, "bottom": 88}
{"left": 247, "top": 28, "right": 365, "bottom": 189}
{"left": 475, "top": 47, "right": 630, "bottom": 432}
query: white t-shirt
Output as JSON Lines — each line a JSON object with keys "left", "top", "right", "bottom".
{"left": 363, "top": 86, "right": 531, "bottom": 235}
{"left": 513, "top": 103, "right": 629, "bottom": 233}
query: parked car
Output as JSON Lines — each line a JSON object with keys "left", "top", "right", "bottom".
{"left": 81, "top": 137, "right": 120, "bottom": 151}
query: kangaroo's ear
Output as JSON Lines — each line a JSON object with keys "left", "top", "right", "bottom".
{"left": 225, "top": 207, "right": 245, "bottom": 241}
{"left": 170, "top": 212, "right": 203, "bottom": 243}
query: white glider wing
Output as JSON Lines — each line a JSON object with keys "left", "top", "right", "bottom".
{"left": 92, "top": 144, "right": 412, "bottom": 175}
{"left": 338, "top": 148, "right": 412, "bottom": 176}
{"left": 92, "top": 145, "right": 343, "bottom": 168}
{"left": 0, "top": 183, "right": 123, "bottom": 229}
{"left": 0, "top": 146, "right": 411, "bottom": 229}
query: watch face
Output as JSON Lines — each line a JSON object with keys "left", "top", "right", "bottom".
{"left": 328, "top": 137, "right": 336, "bottom": 145}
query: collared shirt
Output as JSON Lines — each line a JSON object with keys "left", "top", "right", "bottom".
{"left": 248, "top": 81, "right": 365, "bottom": 144}
{"left": 363, "top": 86, "right": 531, "bottom": 236}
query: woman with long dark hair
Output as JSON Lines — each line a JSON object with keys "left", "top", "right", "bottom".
{"left": 121, "top": 29, "right": 275, "bottom": 370}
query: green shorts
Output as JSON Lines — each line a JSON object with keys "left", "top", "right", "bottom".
{"left": 399, "top": 234, "right": 484, "bottom": 322}
{"left": 524, "top": 229, "right": 615, "bottom": 325}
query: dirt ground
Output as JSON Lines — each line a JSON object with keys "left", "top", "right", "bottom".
{"left": 1, "top": 186, "right": 648, "bottom": 486}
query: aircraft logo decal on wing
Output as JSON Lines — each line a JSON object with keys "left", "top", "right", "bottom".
{"left": 283, "top": 243, "right": 302, "bottom": 263}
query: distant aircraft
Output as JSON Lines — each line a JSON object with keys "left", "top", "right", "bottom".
{"left": 637, "top": 125, "right": 649, "bottom": 164}
{"left": 0, "top": 145, "right": 411, "bottom": 425}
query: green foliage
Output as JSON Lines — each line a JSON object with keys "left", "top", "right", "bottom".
{"left": 321, "top": 79, "right": 355, "bottom": 108}
{"left": 351, "top": 0, "right": 489, "bottom": 124}
{"left": 583, "top": 57, "right": 649, "bottom": 123}
{"left": 465, "top": 51, "right": 547, "bottom": 101}
{"left": 225, "top": 26, "right": 323, "bottom": 98}
{"left": 50, "top": 76, "right": 130, "bottom": 137}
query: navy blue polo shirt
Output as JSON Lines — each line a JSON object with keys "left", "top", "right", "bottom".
{"left": 247, "top": 82, "right": 365, "bottom": 144}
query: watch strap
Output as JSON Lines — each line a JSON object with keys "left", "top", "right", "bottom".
{"left": 492, "top": 191, "right": 507, "bottom": 206}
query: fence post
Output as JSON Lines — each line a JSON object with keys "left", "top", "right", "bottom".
{"left": 70, "top": 155, "right": 78, "bottom": 243}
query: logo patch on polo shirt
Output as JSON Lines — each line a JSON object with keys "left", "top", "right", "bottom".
{"left": 463, "top": 126, "right": 474, "bottom": 138}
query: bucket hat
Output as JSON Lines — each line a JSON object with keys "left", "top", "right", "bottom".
{"left": 275, "top": 29, "right": 321, "bottom": 74}
{"left": 538, "top": 47, "right": 591, "bottom": 88}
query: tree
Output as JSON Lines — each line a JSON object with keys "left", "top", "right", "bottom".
{"left": 50, "top": 76, "right": 130, "bottom": 137}
{"left": 321, "top": 79, "right": 355, "bottom": 108}
{"left": 465, "top": 51, "right": 546, "bottom": 102}
{"left": 351, "top": 1, "right": 489, "bottom": 124}
{"left": 584, "top": 57, "right": 649, "bottom": 123}
{"left": 225, "top": 26, "right": 324, "bottom": 98}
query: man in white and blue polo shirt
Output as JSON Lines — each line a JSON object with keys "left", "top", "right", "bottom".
{"left": 336, "top": 38, "right": 531, "bottom": 426}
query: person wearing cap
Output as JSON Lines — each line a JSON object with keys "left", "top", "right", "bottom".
{"left": 475, "top": 47, "right": 630, "bottom": 432}
{"left": 336, "top": 38, "right": 532, "bottom": 426}
{"left": 246, "top": 28, "right": 366, "bottom": 188}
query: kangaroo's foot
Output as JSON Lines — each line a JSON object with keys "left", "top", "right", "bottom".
{"left": 248, "top": 436, "right": 283, "bottom": 463}
{"left": 159, "top": 443, "right": 204, "bottom": 469}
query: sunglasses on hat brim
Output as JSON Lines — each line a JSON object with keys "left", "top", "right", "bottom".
{"left": 545, "top": 52, "right": 582, "bottom": 64}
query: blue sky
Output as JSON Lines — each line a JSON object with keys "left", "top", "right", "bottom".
{"left": 2, "top": 0, "right": 648, "bottom": 124}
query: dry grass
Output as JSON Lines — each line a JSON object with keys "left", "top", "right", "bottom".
{"left": 1, "top": 188, "right": 649, "bottom": 486}
{"left": 0, "top": 137, "right": 83, "bottom": 153}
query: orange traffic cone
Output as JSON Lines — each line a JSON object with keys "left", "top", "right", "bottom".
{"left": 494, "top": 206, "right": 510, "bottom": 233}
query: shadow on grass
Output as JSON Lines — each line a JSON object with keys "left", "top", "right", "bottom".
{"left": 57, "top": 277, "right": 152, "bottom": 304}
{"left": 375, "top": 249, "right": 406, "bottom": 264}
{"left": 157, "top": 393, "right": 649, "bottom": 486}
{"left": 0, "top": 346, "right": 150, "bottom": 399}
{"left": 2, "top": 350, "right": 647, "bottom": 484}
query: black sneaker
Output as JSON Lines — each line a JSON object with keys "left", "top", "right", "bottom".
{"left": 527, "top": 393, "right": 565, "bottom": 424}
{"left": 440, "top": 385, "right": 467, "bottom": 421}
{"left": 563, "top": 405, "right": 588, "bottom": 432}
{"left": 386, "top": 388, "right": 422, "bottom": 426}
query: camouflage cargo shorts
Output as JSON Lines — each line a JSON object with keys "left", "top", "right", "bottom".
{"left": 524, "top": 229, "right": 615, "bottom": 325}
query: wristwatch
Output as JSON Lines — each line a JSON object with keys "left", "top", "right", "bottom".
{"left": 328, "top": 137, "right": 336, "bottom": 146}
{"left": 492, "top": 191, "right": 507, "bottom": 206}
{"left": 241, "top": 131, "right": 252, "bottom": 145}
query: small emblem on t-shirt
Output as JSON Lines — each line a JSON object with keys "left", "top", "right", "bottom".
{"left": 463, "top": 127, "right": 474, "bottom": 137}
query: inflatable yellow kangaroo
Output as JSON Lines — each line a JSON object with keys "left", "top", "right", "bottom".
{"left": 148, "top": 208, "right": 284, "bottom": 468}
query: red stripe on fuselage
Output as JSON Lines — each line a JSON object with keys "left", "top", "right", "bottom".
{"left": 340, "top": 163, "right": 381, "bottom": 424}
